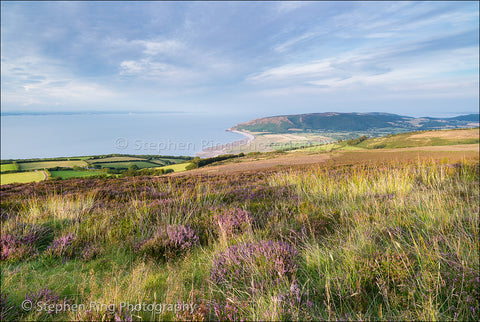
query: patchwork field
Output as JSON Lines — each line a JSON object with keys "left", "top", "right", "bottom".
{"left": 0, "top": 154, "right": 191, "bottom": 184}
{"left": 93, "top": 161, "right": 159, "bottom": 169}
{"left": 0, "top": 171, "right": 46, "bottom": 185}
{"left": 88, "top": 156, "right": 147, "bottom": 163}
{"left": 157, "top": 162, "right": 192, "bottom": 173}
{"left": 0, "top": 164, "right": 17, "bottom": 172}
{"left": 49, "top": 170, "right": 105, "bottom": 179}
{"left": 18, "top": 160, "right": 88, "bottom": 171}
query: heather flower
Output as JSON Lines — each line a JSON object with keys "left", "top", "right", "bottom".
{"left": 81, "top": 243, "right": 103, "bottom": 261}
{"left": 1, "top": 223, "right": 53, "bottom": 261}
{"left": 166, "top": 225, "right": 199, "bottom": 250}
{"left": 275, "top": 281, "right": 312, "bottom": 320}
{"left": 77, "top": 305, "right": 132, "bottom": 322}
{"left": 0, "top": 233, "right": 16, "bottom": 261}
{"left": 137, "top": 225, "right": 199, "bottom": 260}
{"left": 210, "top": 240, "right": 298, "bottom": 294}
{"left": 45, "top": 233, "right": 76, "bottom": 259}
{"left": 214, "top": 208, "right": 252, "bottom": 238}
{"left": 211, "top": 299, "right": 245, "bottom": 321}
{"left": 25, "top": 287, "right": 70, "bottom": 317}
{"left": 0, "top": 233, "right": 37, "bottom": 262}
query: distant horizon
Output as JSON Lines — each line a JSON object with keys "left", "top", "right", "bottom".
{"left": 1, "top": 110, "right": 478, "bottom": 119}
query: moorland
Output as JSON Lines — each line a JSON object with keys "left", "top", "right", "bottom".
{"left": 0, "top": 127, "right": 479, "bottom": 321}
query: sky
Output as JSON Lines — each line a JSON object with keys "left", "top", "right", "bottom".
{"left": 1, "top": 1, "right": 479, "bottom": 118}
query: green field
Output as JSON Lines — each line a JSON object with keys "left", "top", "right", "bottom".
{"left": 157, "top": 162, "right": 192, "bottom": 172}
{"left": 88, "top": 156, "right": 146, "bottom": 163}
{"left": 94, "top": 161, "right": 159, "bottom": 169}
{"left": 149, "top": 159, "right": 168, "bottom": 165}
{"left": 0, "top": 171, "right": 45, "bottom": 185}
{"left": 0, "top": 164, "right": 17, "bottom": 172}
{"left": 49, "top": 170, "right": 104, "bottom": 179}
{"left": 18, "top": 160, "right": 88, "bottom": 171}
{"left": 157, "top": 157, "right": 188, "bottom": 163}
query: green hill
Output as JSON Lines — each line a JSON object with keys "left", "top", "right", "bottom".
{"left": 232, "top": 112, "right": 479, "bottom": 134}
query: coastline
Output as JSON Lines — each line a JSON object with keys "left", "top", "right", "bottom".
{"left": 196, "top": 129, "right": 255, "bottom": 158}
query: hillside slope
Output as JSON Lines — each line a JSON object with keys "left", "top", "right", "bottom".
{"left": 231, "top": 112, "right": 479, "bottom": 134}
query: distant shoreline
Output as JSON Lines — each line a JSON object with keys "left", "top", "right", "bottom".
{"left": 196, "top": 129, "right": 255, "bottom": 158}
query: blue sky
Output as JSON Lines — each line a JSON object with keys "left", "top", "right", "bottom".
{"left": 1, "top": 1, "right": 478, "bottom": 118}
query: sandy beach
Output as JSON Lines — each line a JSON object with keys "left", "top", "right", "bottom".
{"left": 196, "top": 129, "right": 255, "bottom": 158}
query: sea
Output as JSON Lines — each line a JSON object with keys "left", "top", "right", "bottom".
{"left": 0, "top": 112, "right": 250, "bottom": 160}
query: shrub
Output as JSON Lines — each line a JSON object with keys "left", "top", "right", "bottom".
{"left": 214, "top": 208, "right": 252, "bottom": 238}
{"left": 137, "top": 225, "right": 199, "bottom": 260}
{"left": 77, "top": 305, "right": 132, "bottom": 321}
{"left": 210, "top": 240, "right": 298, "bottom": 294}
{"left": 1, "top": 233, "right": 38, "bottom": 262}
{"left": 185, "top": 163, "right": 198, "bottom": 170}
{"left": 9, "top": 223, "right": 54, "bottom": 250}
{"left": 81, "top": 243, "right": 103, "bottom": 261}
{"left": 45, "top": 233, "right": 77, "bottom": 259}
{"left": 25, "top": 287, "right": 70, "bottom": 318}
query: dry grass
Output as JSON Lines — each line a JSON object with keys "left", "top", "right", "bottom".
{"left": 409, "top": 128, "right": 479, "bottom": 139}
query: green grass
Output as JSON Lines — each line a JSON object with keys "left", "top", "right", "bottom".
{"left": 148, "top": 159, "right": 168, "bottom": 166}
{"left": 0, "top": 164, "right": 17, "bottom": 172}
{"left": 18, "top": 160, "right": 88, "bottom": 171}
{"left": 49, "top": 170, "right": 104, "bottom": 179}
{"left": 89, "top": 156, "right": 147, "bottom": 163}
{"left": 157, "top": 162, "right": 192, "bottom": 172}
{"left": 160, "top": 157, "right": 194, "bottom": 163}
{"left": 1, "top": 171, "right": 46, "bottom": 184}
{"left": 94, "top": 161, "right": 159, "bottom": 169}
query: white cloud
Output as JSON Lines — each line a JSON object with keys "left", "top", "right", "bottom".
{"left": 114, "top": 36, "right": 238, "bottom": 85}
{"left": 246, "top": 41, "right": 478, "bottom": 101}
{"left": 275, "top": 2, "right": 308, "bottom": 15}
{"left": 119, "top": 58, "right": 197, "bottom": 82}
{"left": 274, "top": 32, "right": 319, "bottom": 53}
{"left": 138, "top": 39, "right": 185, "bottom": 56}
{"left": 248, "top": 61, "right": 336, "bottom": 83}
{"left": 1, "top": 55, "right": 117, "bottom": 109}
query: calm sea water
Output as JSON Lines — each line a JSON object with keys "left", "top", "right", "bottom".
{"left": 1, "top": 113, "right": 248, "bottom": 160}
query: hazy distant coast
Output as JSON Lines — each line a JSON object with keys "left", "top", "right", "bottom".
{"left": 196, "top": 129, "right": 255, "bottom": 158}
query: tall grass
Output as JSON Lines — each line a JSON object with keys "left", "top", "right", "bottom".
{"left": 1, "top": 159, "right": 478, "bottom": 321}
